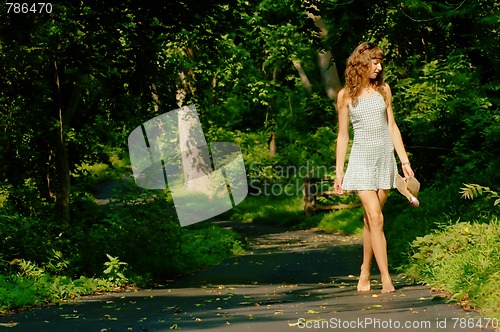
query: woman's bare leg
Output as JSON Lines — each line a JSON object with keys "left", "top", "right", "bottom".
{"left": 357, "top": 213, "right": 373, "bottom": 291}
{"left": 357, "top": 190, "right": 394, "bottom": 293}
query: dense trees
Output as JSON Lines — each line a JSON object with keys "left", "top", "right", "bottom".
{"left": 0, "top": 0, "right": 498, "bottom": 281}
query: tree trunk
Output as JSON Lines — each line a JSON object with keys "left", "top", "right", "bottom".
{"left": 292, "top": 60, "right": 312, "bottom": 93}
{"left": 52, "top": 61, "right": 85, "bottom": 228}
{"left": 177, "top": 106, "right": 214, "bottom": 194}
{"left": 174, "top": 48, "right": 215, "bottom": 195}
{"left": 269, "top": 131, "right": 277, "bottom": 157}
{"left": 52, "top": 60, "right": 70, "bottom": 227}
{"left": 318, "top": 51, "right": 342, "bottom": 100}
{"left": 305, "top": 3, "right": 342, "bottom": 100}
{"left": 54, "top": 136, "right": 71, "bottom": 227}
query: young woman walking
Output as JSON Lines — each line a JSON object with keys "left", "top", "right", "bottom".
{"left": 334, "top": 42, "right": 414, "bottom": 293}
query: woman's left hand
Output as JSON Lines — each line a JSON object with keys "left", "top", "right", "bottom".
{"left": 402, "top": 163, "right": 414, "bottom": 178}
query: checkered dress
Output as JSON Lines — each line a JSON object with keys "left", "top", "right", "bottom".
{"left": 342, "top": 92, "right": 397, "bottom": 191}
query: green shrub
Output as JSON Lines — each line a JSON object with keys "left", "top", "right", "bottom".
{"left": 403, "top": 220, "right": 500, "bottom": 319}
{"left": 74, "top": 195, "right": 245, "bottom": 281}
{"left": 0, "top": 254, "right": 129, "bottom": 311}
{"left": 384, "top": 180, "right": 497, "bottom": 268}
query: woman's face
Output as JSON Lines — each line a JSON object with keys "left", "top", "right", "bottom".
{"left": 369, "top": 58, "right": 383, "bottom": 79}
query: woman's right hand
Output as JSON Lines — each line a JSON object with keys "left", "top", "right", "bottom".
{"left": 334, "top": 175, "right": 343, "bottom": 195}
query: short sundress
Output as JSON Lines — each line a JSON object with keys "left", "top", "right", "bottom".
{"left": 342, "top": 91, "right": 397, "bottom": 191}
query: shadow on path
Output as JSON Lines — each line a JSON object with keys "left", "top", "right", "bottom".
{"left": 1, "top": 220, "right": 495, "bottom": 332}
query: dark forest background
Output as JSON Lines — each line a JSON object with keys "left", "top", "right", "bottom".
{"left": 0, "top": 0, "right": 499, "bottom": 315}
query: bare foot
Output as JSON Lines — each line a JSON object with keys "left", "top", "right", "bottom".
{"left": 357, "top": 268, "right": 371, "bottom": 292}
{"left": 381, "top": 277, "right": 395, "bottom": 293}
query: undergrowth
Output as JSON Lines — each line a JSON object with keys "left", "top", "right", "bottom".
{"left": 403, "top": 220, "right": 500, "bottom": 320}
{"left": 0, "top": 254, "right": 129, "bottom": 312}
{"left": 401, "top": 184, "right": 500, "bottom": 320}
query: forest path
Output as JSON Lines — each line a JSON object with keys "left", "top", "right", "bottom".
{"left": 1, "top": 220, "right": 494, "bottom": 332}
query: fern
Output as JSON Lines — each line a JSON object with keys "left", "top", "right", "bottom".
{"left": 460, "top": 183, "right": 500, "bottom": 206}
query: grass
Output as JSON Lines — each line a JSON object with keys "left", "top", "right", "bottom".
{"left": 226, "top": 190, "right": 364, "bottom": 235}
{"left": 402, "top": 220, "right": 500, "bottom": 320}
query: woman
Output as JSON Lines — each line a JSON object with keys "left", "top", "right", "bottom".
{"left": 334, "top": 42, "right": 414, "bottom": 293}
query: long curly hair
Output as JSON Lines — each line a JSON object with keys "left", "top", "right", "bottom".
{"left": 344, "top": 42, "right": 386, "bottom": 106}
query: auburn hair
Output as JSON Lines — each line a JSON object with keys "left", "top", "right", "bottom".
{"left": 344, "top": 42, "right": 387, "bottom": 106}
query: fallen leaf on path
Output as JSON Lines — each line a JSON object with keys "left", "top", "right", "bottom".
{"left": 0, "top": 322, "right": 18, "bottom": 327}
{"left": 164, "top": 305, "right": 177, "bottom": 310}
{"left": 307, "top": 309, "right": 320, "bottom": 314}
{"left": 367, "top": 304, "right": 383, "bottom": 310}
{"left": 60, "top": 314, "right": 80, "bottom": 319}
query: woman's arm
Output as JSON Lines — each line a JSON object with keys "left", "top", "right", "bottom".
{"left": 334, "top": 89, "right": 350, "bottom": 194}
{"left": 384, "top": 84, "right": 414, "bottom": 178}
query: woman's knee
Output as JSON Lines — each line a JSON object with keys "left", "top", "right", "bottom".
{"left": 366, "top": 212, "right": 384, "bottom": 230}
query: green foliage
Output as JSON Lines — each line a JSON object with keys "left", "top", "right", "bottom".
{"left": 228, "top": 195, "right": 307, "bottom": 227}
{"left": 0, "top": 0, "right": 499, "bottom": 319}
{"left": 384, "top": 180, "right": 495, "bottom": 268}
{"left": 72, "top": 194, "right": 244, "bottom": 280}
{"left": 174, "top": 225, "right": 246, "bottom": 273}
{"left": 403, "top": 220, "right": 500, "bottom": 319}
{"left": 386, "top": 181, "right": 500, "bottom": 319}
{"left": 0, "top": 213, "right": 59, "bottom": 266}
{"left": 102, "top": 254, "right": 128, "bottom": 287}
{"left": 0, "top": 253, "right": 129, "bottom": 311}
{"left": 227, "top": 190, "right": 363, "bottom": 236}
{"left": 461, "top": 184, "right": 500, "bottom": 207}
{"left": 392, "top": 53, "right": 498, "bottom": 183}
{"left": 316, "top": 208, "right": 364, "bottom": 236}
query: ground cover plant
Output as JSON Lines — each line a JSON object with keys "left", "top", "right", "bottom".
{"left": 403, "top": 220, "right": 500, "bottom": 320}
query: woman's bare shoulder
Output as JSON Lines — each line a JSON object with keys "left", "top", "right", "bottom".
{"left": 337, "top": 88, "right": 350, "bottom": 107}
{"left": 381, "top": 83, "right": 392, "bottom": 94}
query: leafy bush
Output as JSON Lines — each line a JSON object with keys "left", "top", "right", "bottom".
{"left": 403, "top": 220, "right": 500, "bottom": 319}
{"left": 1, "top": 178, "right": 247, "bottom": 307}
{"left": 392, "top": 53, "right": 499, "bottom": 186}
{"left": 0, "top": 213, "right": 59, "bottom": 268}
{"left": 399, "top": 184, "right": 500, "bottom": 319}
{"left": 0, "top": 254, "right": 130, "bottom": 311}
{"left": 73, "top": 194, "right": 245, "bottom": 281}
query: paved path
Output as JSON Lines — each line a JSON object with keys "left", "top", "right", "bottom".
{"left": 1, "top": 221, "right": 496, "bottom": 332}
